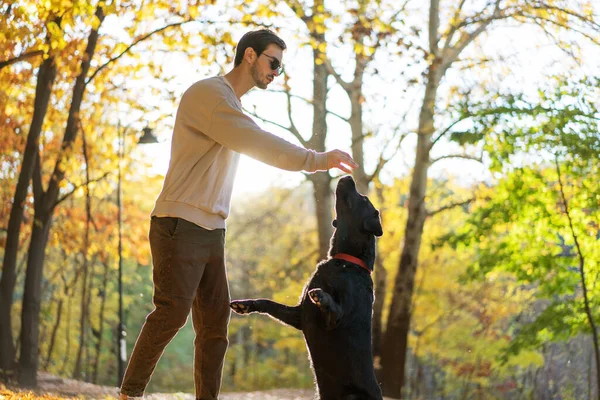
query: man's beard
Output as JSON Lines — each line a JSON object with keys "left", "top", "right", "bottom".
{"left": 251, "top": 62, "right": 268, "bottom": 89}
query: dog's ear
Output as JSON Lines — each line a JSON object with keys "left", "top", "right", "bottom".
{"left": 363, "top": 215, "right": 383, "bottom": 237}
{"left": 332, "top": 219, "right": 337, "bottom": 228}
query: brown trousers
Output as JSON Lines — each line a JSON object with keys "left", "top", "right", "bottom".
{"left": 120, "top": 217, "right": 230, "bottom": 400}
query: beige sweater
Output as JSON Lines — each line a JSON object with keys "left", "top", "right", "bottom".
{"left": 151, "top": 76, "right": 328, "bottom": 229}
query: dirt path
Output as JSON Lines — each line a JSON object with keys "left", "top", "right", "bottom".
{"left": 14, "top": 372, "right": 316, "bottom": 399}
{"left": 4, "top": 372, "right": 395, "bottom": 399}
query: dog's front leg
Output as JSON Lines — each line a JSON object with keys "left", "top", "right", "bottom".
{"left": 308, "top": 289, "right": 345, "bottom": 330}
{"left": 230, "top": 299, "right": 302, "bottom": 330}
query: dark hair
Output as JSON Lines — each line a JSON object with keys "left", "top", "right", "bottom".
{"left": 234, "top": 28, "right": 286, "bottom": 67}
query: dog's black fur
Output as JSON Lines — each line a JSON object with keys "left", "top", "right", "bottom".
{"left": 230, "top": 176, "right": 383, "bottom": 400}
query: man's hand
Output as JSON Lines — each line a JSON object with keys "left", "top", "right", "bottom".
{"left": 326, "top": 150, "right": 358, "bottom": 174}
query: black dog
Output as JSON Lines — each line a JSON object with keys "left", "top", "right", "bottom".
{"left": 230, "top": 176, "right": 383, "bottom": 400}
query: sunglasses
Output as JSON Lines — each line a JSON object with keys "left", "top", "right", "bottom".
{"left": 261, "top": 53, "right": 284, "bottom": 75}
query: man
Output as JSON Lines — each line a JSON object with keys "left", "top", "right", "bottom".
{"left": 119, "top": 28, "right": 357, "bottom": 400}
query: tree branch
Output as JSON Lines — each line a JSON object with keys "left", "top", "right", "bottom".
{"left": 441, "top": 0, "right": 468, "bottom": 55}
{"left": 54, "top": 172, "right": 111, "bottom": 209}
{"left": 265, "top": 89, "right": 349, "bottom": 123}
{"left": 282, "top": 76, "right": 304, "bottom": 144}
{"left": 431, "top": 114, "right": 471, "bottom": 150}
{"left": 533, "top": 3, "right": 600, "bottom": 31}
{"left": 429, "top": 0, "right": 440, "bottom": 56}
{"left": 0, "top": 50, "right": 45, "bottom": 70}
{"left": 367, "top": 127, "right": 410, "bottom": 183}
{"left": 442, "top": 0, "right": 503, "bottom": 68}
{"left": 524, "top": 13, "right": 600, "bottom": 46}
{"left": 324, "top": 58, "right": 352, "bottom": 93}
{"left": 283, "top": 0, "right": 311, "bottom": 23}
{"left": 430, "top": 153, "right": 483, "bottom": 165}
{"left": 427, "top": 197, "right": 474, "bottom": 217}
{"left": 85, "top": 18, "right": 201, "bottom": 85}
{"left": 244, "top": 107, "right": 307, "bottom": 147}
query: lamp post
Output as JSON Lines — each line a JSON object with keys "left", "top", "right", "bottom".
{"left": 117, "top": 124, "right": 158, "bottom": 385}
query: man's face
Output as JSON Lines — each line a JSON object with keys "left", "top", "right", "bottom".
{"left": 250, "top": 44, "right": 283, "bottom": 89}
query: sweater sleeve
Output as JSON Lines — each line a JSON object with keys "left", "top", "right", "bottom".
{"left": 201, "top": 97, "right": 328, "bottom": 173}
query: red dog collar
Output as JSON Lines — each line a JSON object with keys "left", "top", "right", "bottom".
{"left": 333, "top": 253, "right": 371, "bottom": 274}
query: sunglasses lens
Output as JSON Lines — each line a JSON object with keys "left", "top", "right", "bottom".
{"left": 270, "top": 59, "right": 280, "bottom": 70}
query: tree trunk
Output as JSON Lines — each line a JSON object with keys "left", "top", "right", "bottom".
{"left": 73, "top": 253, "right": 89, "bottom": 380}
{"left": 309, "top": 25, "right": 331, "bottom": 260}
{"left": 59, "top": 295, "right": 73, "bottom": 376}
{"left": 18, "top": 211, "right": 52, "bottom": 387}
{"left": 73, "top": 133, "right": 93, "bottom": 380}
{"left": 372, "top": 183, "right": 387, "bottom": 379}
{"left": 18, "top": 7, "right": 104, "bottom": 387}
{"left": 380, "top": 62, "right": 441, "bottom": 398}
{"left": 348, "top": 61, "right": 368, "bottom": 195}
{"left": 92, "top": 259, "right": 109, "bottom": 384}
{"left": 0, "top": 51, "right": 57, "bottom": 379}
{"left": 43, "top": 298, "right": 63, "bottom": 370}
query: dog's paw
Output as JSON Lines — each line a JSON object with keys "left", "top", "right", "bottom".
{"left": 308, "top": 289, "right": 326, "bottom": 308}
{"left": 230, "top": 300, "right": 253, "bottom": 315}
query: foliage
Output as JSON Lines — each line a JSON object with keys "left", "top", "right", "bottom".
{"left": 445, "top": 75, "right": 600, "bottom": 369}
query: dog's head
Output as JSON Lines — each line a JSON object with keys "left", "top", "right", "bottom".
{"left": 332, "top": 176, "right": 383, "bottom": 238}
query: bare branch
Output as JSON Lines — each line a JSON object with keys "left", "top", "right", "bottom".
{"left": 86, "top": 19, "right": 201, "bottom": 85}
{"left": 442, "top": 1, "right": 503, "bottom": 68}
{"left": 427, "top": 197, "right": 474, "bottom": 217}
{"left": 54, "top": 172, "right": 111, "bottom": 208}
{"left": 431, "top": 115, "right": 470, "bottom": 149}
{"left": 367, "top": 129, "right": 410, "bottom": 183}
{"left": 282, "top": 76, "right": 304, "bottom": 142}
{"left": 265, "top": 89, "right": 349, "bottom": 123}
{"left": 0, "top": 50, "right": 44, "bottom": 70}
{"left": 283, "top": 0, "right": 311, "bottom": 23}
{"left": 430, "top": 153, "right": 483, "bottom": 165}
{"left": 442, "top": 0, "right": 468, "bottom": 55}
{"left": 429, "top": 0, "right": 440, "bottom": 56}
{"left": 533, "top": 3, "right": 600, "bottom": 31}
{"left": 324, "top": 58, "right": 352, "bottom": 93}
{"left": 523, "top": 14, "right": 600, "bottom": 46}
{"left": 244, "top": 107, "right": 307, "bottom": 147}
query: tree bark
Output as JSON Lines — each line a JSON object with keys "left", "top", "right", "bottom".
{"left": 92, "top": 259, "right": 110, "bottom": 384}
{"left": 380, "top": 60, "right": 441, "bottom": 398}
{"left": 348, "top": 59, "right": 368, "bottom": 195}
{"left": 18, "top": 7, "right": 104, "bottom": 387}
{"left": 59, "top": 294, "right": 73, "bottom": 376}
{"left": 308, "top": 15, "right": 332, "bottom": 260}
{"left": 72, "top": 245, "right": 90, "bottom": 380}
{"left": 73, "top": 131, "right": 93, "bottom": 380}
{"left": 43, "top": 297, "right": 63, "bottom": 371}
{"left": 372, "top": 183, "right": 387, "bottom": 379}
{"left": 19, "top": 211, "right": 52, "bottom": 386}
{"left": 0, "top": 49, "right": 57, "bottom": 379}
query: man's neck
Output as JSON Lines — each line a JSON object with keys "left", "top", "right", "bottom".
{"left": 223, "top": 67, "right": 254, "bottom": 99}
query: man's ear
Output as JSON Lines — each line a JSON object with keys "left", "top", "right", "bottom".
{"left": 244, "top": 47, "right": 256, "bottom": 64}
{"left": 332, "top": 219, "right": 337, "bottom": 228}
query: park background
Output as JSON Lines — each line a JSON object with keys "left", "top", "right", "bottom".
{"left": 1, "top": 0, "right": 600, "bottom": 399}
